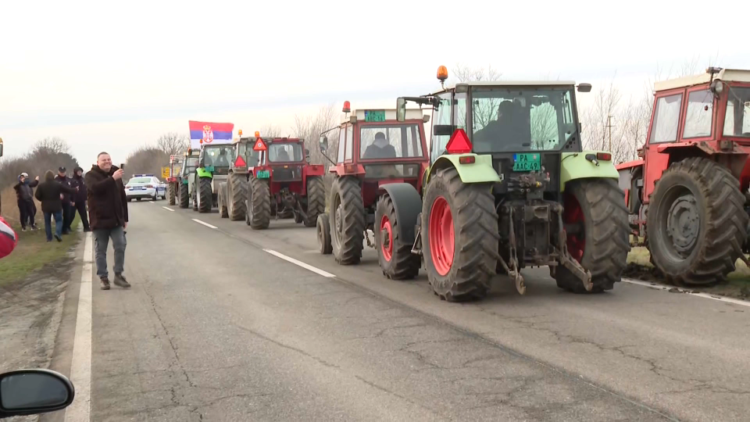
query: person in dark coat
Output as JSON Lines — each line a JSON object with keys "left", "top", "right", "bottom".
{"left": 13, "top": 172, "right": 39, "bottom": 231}
{"left": 71, "top": 167, "right": 90, "bottom": 232}
{"left": 85, "top": 152, "right": 130, "bottom": 290}
{"left": 56, "top": 167, "right": 76, "bottom": 235}
{"left": 34, "top": 170, "right": 77, "bottom": 242}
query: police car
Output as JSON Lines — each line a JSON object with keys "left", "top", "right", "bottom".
{"left": 125, "top": 174, "right": 167, "bottom": 202}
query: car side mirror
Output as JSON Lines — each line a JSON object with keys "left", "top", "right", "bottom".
{"left": 319, "top": 136, "right": 328, "bottom": 152}
{"left": 433, "top": 125, "right": 455, "bottom": 136}
{"left": 0, "top": 369, "right": 75, "bottom": 418}
{"left": 396, "top": 98, "right": 406, "bottom": 122}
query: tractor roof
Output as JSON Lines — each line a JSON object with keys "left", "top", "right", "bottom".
{"left": 654, "top": 68, "right": 750, "bottom": 92}
{"left": 344, "top": 109, "right": 429, "bottom": 124}
{"left": 436, "top": 80, "right": 577, "bottom": 95}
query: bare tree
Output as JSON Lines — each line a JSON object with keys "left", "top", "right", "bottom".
{"left": 291, "top": 104, "right": 340, "bottom": 166}
{"left": 156, "top": 132, "right": 190, "bottom": 157}
{"left": 452, "top": 64, "right": 504, "bottom": 130}
{"left": 30, "top": 137, "right": 70, "bottom": 155}
{"left": 260, "top": 125, "right": 284, "bottom": 138}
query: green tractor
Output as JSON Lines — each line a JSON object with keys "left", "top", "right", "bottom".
{"left": 176, "top": 150, "right": 199, "bottom": 209}
{"left": 374, "top": 66, "right": 629, "bottom": 301}
{"left": 218, "top": 130, "right": 260, "bottom": 221}
{"left": 193, "top": 143, "right": 234, "bottom": 213}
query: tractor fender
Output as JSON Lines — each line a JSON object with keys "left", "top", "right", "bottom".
{"left": 560, "top": 151, "right": 619, "bottom": 191}
{"left": 427, "top": 154, "right": 500, "bottom": 184}
{"left": 379, "top": 183, "right": 422, "bottom": 245}
{"left": 196, "top": 168, "right": 213, "bottom": 179}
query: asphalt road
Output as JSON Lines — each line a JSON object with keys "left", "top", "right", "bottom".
{"left": 49, "top": 200, "right": 750, "bottom": 421}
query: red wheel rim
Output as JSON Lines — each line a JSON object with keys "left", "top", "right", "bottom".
{"left": 380, "top": 215, "right": 393, "bottom": 261}
{"left": 563, "top": 193, "right": 585, "bottom": 262}
{"left": 429, "top": 196, "right": 454, "bottom": 276}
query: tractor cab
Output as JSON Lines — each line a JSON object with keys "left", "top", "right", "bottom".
{"left": 198, "top": 143, "right": 235, "bottom": 176}
{"left": 230, "top": 130, "right": 261, "bottom": 174}
{"left": 252, "top": 136, "right": 308, "bottom": 183}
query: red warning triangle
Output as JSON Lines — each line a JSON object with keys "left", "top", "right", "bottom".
{"left": 445, "top": 129, "right": 472, "bottom": 154}
{"left": 252, "top": 137, "right": 267, "bottom": 152}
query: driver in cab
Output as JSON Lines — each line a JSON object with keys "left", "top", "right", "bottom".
{"left": 363, "top": 132, "right": 396, "bottom": 159}
{"left": 473, "top": 101, "right": 519, "bottom": 151}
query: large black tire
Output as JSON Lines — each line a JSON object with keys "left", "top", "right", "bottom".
{"left": 422, "top": 168, "right": 498, "bottom": 302}
{"left": 168, "top": 183, "right": 176, "bottom": 205}
{"left": 227, "top": 172, "right": 247, "bottom": 221}
{"left": 330, "top": 177, "right": 365, "bottom": 265}
{"left": 198, "top": 178, "right": 212, "bottom": 213}
{"left": 375, "top": 194, "right": 420, "bottom": 280}
{"left": 317, "top": 214, "right": 333, "bottom": 255}
{"left": 555, "top": 179, "right": 630, "bottom": 293}
{"left": 248, "top": 177, "right": 271, "bottom": 230}
{"left": 179, "top": 182, "right": 189, "bottom": 209}
{"left": 647, "top": 158, "right": 747, "bottom": 285}
{"left": 304, "top": 177, "right": 325, "bottom": 227}
{"left": 218, "top": 183, "right": 229, "bottom": 218}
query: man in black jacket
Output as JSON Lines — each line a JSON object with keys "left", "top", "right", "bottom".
{"left": 35, "top": 171, "right": 77, "bottom": 242}
{"left": 56, "top": 167, "right": 76, "bottom": 235}
{"left": 72, "top": 167, "right": 90, "bottom": 232}
{"left": 85, "top": 152, "right": 130, "bottom": 290}
{"left": 13, "top": 172, "right": 39, "bottom": 231}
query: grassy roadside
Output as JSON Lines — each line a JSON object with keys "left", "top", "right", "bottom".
{"left": 0, "top": 215, "right": 81, "bottom": 287}
{"left": 627, "top": 246, "right": 750, "bottom": 300}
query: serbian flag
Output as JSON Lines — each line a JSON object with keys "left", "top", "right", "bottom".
{"left": 188, "top": 121, "right": 234, "bottom": 149}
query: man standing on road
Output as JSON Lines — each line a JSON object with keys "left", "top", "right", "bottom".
{"left": 85, "top": 152, "right": 130, "bottom": 290}
{"left": 55, "top": 167, "right": 76, "bottom": 235}
{"left": 13, "top": 172, "right": 39, "bottom": 231}
{"left": 72, "top": 167, "right": 91, "bottom": 232}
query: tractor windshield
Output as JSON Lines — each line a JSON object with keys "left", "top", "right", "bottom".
{"left": 360, "top": 124, "right": 423, "bottom": 160}
{"left": 184, "top": 157, "right": 198, "bottom": 171}
{"left": 203, "top": 146, "right": 234, "bottom": 168}
{"left": 268, "top": 143, "right": 303, "bottom": 162}
{"left": 471, "top": 87, "right": 577, "bottom": 153}
{"left": 723, "top": 87, "right": 750, "bottom": 137}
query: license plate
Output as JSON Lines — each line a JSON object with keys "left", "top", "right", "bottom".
{"left": 512, "top": 153, "right": 541, "bottom": 172}
{"left": 131, "top": 187, "right": 144, "bottom": 190}
{"left": 256, "top": 170, "right": 270, "bottom": 179}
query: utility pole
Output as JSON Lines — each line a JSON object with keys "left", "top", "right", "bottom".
{"left": 606, "top": 115, "right": 613, "bottom": 152}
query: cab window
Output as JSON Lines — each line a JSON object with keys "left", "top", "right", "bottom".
{"left": 430, "top": 93, "right": 452, "bottom": 163}
{"left": 360, "top": 125, "right": 423, "bottom": 160}
{"left": 649, "top": 94, "right": 683, "bottom": 144}
{"left": 683, "top": 90, "right": 713, "bottom": 138}
{"left": 338, "top": 128, "right": 346, "bottom": 163}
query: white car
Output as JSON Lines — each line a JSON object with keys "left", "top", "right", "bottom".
{"left": 125, "top": 174, "right": 167, "bottom": 202}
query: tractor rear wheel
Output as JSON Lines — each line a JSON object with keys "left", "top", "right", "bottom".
{"left": 375, "top": 194, "right": 420, "bottom": 280}
{"left": 317, "top": 214, "right": 332, "bottom": 254}
{"left": 422, "top": 168, "right": 498, "bottom": 302}
{"left": 168, "top": 183, "right": 176, "bottom": 205}
{"left": 555, "top": 179, "right": 630, "bottom": 293}
{"left": 179, "top": 182, "right": 189, "bottom": 209}
{"left": 330, "top": 177, "right": 365, "bottom": 265}
{"left": 304, "top": 177, "right": 325, "bottom": 228}
{"left": 227, "top": 172, "right": 247, "bottom": 221}
{"left": 647, "top": 158, "right": 747, "bottom": 285}
{"left": 218, "top": 183, "right": 229, "bottom": 218}
{"left": 198, "top": 178, "right": 212, "bottom": 213}
{"left": 249, "top": 177, "right": 271, "bottom": 230}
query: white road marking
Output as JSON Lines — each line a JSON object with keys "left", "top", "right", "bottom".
{"left": 192, "top": 219, "right": 217, "bottom": 229}
{"left": 264, "top": 249, "right": 336, "bottom": 278}
{"left": 162, "top": 207, "right": 174, "bottom": 212}
{"left": 622, "top": 278, "right": 750, "bottom": 308}
{"left": 65, "top": 232, "right": 93, "bottom": 422}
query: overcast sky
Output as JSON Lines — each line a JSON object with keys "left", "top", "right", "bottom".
{"left": 2, "top": 0, "right": 748, "bottom": 165}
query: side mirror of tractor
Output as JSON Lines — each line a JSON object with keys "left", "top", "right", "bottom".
{"left": 577, "top": 83, "right": 592, "bottom": 93}
{"left": 319, "top": 136, "right": 328, "bottom": 152}
{"left": 396, "top": 98, "right": 406, "bottom": 122}
{"left": 0, "top": 138, "right": 4, "bottom": 157}
{"left": 0, "top": 369, "right": 75, "bottom": 418}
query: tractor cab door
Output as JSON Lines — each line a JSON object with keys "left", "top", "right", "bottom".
{"left": 430, "top": 92, "right": 454, "bottom": 164}
{"left": 642, "top": 89, "right": 685, "bottom": 202}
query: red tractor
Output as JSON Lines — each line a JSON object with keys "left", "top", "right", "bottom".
{"left": 246, "top": 135, "right": 326, "bottom": 229}
{"left": 618, "top": 67, "right": 750, "bottom": 285}
{"left": 316, "top": 103, "right": 430, "bottom": 279}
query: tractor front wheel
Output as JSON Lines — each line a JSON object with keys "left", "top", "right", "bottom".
{"left": 228, "top": 172, "right": 247, "bottom": 221}
{"left": 179, "top": 182, "right": 189, "bottom": 209}
{"left": 317, "top": 214, "right": 332, "bottom": 254}
{"left": 330, "top": 177, "right": 365, "bottom": 265}
{"left": 375, "top": 194, "right": 420, "bottom": 280}
{"left": 555, "top": 179, "right": 630, "bottom": 293}
{"left": 197, "top": 178, "right": 212, "bottom": 213}
{"left": 647, "top": 158, "right": 748, "bottom": 285}
{"left": 304, "top": 177, "right": 325, "bottom": 227}
{"left": 168, "top": 183, "right": 176, "bottom": 205}
{"left": 422, "top": 168, "right": 498, "bottom": 302}
{"left": 248, "top": 177, "right": 271, "bottom": 230}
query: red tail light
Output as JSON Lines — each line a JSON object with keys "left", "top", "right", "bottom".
{"left": 596, "top": 152, "right": 612, "bottom": 161}
{"left": 235, "top": 155, "right": 247, "bottom": 167}
{"left": 146, "top": 184, "right": 154, "bottom": 188}
{"left": 458, "top": 156, "right": 475, "bottom": 164}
